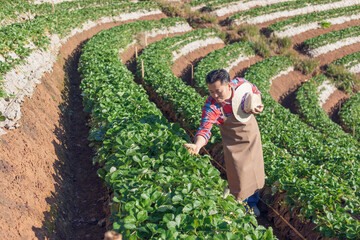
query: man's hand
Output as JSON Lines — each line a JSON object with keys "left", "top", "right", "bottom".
{"left": 250, "top": 104, "right": 264, "bottom": 114}
{"left": 184, "top": 143, "right": 201, "bottom": 155}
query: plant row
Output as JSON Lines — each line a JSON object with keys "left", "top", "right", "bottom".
{"left": 244, "top": 57, "right": 360, "bottom": 201}
{"left": 339, "top": 92, "right": 360, "bottom": 141}
{"left": 243, "top": 56, "right": 360, "bottom": 238}
{"left": 295, "top": 74, "right": 360, "bottom": 147}
{"left": 137, "top": 29, "right": 360, "bottom": 238}
{"left": 193, "top": 41, "right": 255, "bottom": 96}
{"left": 193, "top": 49, "right": 360, "bottom": 238}
{"left": 138, "top": 28, "right": 360, "bottom": 206}
{"left": 0, "top": 0, "right": 133, "bottom": 26}
{"left": 303, "top": 25, "right": 360, "bottom": 50}
{"left": 78, "top": 18, "right": 275, "bottom": 239}
{"left": 137, "top": 28, "right": 223, "bottom": 144}
{"left": 227, "top": 0, "right": 349, "bottom": 24}
{"left": 0, "top": 0, "right": 159, "bottom": 77}
{"left": 331, "top": 51, "right": 360, "bottom": 71}
{"left": 267, "top": 5, "right": 360, "bottom": 36}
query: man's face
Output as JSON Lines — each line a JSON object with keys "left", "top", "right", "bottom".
{"left": 207, "top": 80, "right": 231, "bottom": 103}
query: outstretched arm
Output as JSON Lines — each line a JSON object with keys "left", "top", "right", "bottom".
{"left": 184, "top": 97, "right": 220, "bottom": 155}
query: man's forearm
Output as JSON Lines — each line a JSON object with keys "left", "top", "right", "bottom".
{"left": 194, "top": 135, "right": 207, "bottom": 150}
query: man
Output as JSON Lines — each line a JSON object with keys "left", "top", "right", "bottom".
{"left": 185, "top": 69, "right": 265, "bottom": 216}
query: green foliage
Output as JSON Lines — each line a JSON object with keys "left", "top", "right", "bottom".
{"left": 319, "top": 21, "right": 331, "bottom": 29}
{"left": 275, "top": 37, "right": 292, "bottom": 52}
{"left": 295, "top": 58, "right": 319, "bottom": 75}
{"left": 326, "top": 64, "right": 359, "bottom": 94}
{"left": 244, "top": 56, "right": 360, "bottom": 238}
{"left": 340, "top": 92, "right": 360, "bottom": 140}
{"left": 239, "top": 24, "right": 259, "bottom": 38}
{"left": 79, "top": 18, "right": 275, "bottom": 239}
{"left": 253, "top": 39, "right": 271, "bottom": 58}
{"left": 332, "top": 51, "right": 360, "bottom": 70}
{"left": 137, "top": 28, "right": 223, "bottom": 144}
{"left": 296, "top": 74, "right": 360, "bottom": 148}
{"left": 0, "top": 1, "right": 159, "bottom": 75}
{"left": 267, "top": 5, "right": 360, "bottom": 32}
{"left": 0, "top": 0, "right": 123, "bottom": 25}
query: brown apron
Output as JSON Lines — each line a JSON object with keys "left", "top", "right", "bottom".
{"left": 219, "top": 108, "right": 265, "bottom": 200}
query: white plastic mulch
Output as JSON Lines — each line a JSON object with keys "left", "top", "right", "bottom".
{"left": 269, "top": 66, "right": 295, "bottom": 86}
{"left": 224, "top": 54, "right": 254, "bottom": 73}
{"left": 317, "top": 80, "right": 337, "bottom": 107}
{"left": 308, "top": 35, "right": 360, "bottom": 57}
{"left": 172, "top": 37, "right": 224, "bottom": 62}
{"left": 349, "top": 63, "right": 360, "bottom": 73}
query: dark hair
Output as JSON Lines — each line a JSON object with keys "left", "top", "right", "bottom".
{"left": 205, "top": 69, "right": 230, "bottom": 85}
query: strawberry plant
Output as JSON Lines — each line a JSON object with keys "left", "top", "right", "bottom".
{"left": 304, "top": 25, "right": 360, "bottom": 52}
{"left": 331, "top": 51, "right": 360, "bottom": 70}
{"left": 137, "top": 28, "right": 223, "bottom": 144}
{"left": 339, "top": 92, "right": 360, "bottom": 141}
{"left": 295, "top": 74, "right": 360, "bottom": 147}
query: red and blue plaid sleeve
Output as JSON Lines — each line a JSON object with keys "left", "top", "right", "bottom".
{"left": 195, "top": 97, "right": 221, "bottom": 143}
{"left": 232, "top": 77, "right": 261, "bottom": 94}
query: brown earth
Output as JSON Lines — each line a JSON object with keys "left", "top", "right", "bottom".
{"left": 0, "top": 13, "right": 165, "bottom": 240}
{"left": 172, "top": 43, "right": 226, "bottom": 85}
{"left": 270, "top": 70, "right": 311, "bottom": 114}
{"left": 322, "top": 89, "right": 350, "bottom": 123}
{"left": 231, "top": 55, "right": 263, "bottom": 79}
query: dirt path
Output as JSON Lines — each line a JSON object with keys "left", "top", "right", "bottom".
{"left": 270, "top": 70, "right": 311, "bottom": 114}
{"left": 172, "top": 43, "right": 226, "bottom": 85}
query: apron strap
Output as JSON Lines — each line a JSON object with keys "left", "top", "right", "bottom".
{"left": 220, "top": 107, "right": 227, "bottom": 122}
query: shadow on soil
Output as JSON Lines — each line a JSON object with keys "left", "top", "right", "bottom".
{"left": 32, "top": 42, "right": 108, "bottom": 240}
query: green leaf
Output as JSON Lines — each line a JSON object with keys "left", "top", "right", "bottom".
{"left": 172, "top": 195, "right": 183, "bottom": 204}
{"left": 163, "top": 213, "right": 174, "bottom": 223}
{"left": 124, "top": 223, "right": 136, "bottom": 230}
{"left": 124, "top": 215, "right": 136, "bottom": 224}
{"left": 182, "top": 204, "right": 193, "bottom": 213}
{"left": 137, "top": 210, "right": 148, "bottom": 222}
{"left": 167, "top": 221, "right": 177, "bottom": 230}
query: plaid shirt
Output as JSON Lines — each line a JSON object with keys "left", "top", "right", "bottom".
{"left": 195, "top": 77, "right": 261, "bottom": 143}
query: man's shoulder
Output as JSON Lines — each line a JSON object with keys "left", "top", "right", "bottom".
{"left": 231, "top": 77, "right": 247, "bottom": 88}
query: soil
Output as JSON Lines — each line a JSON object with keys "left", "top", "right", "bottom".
{"left": 172, "top": 43, "right": 226, "bottom": 85}
{"left": 231, "top": 55, "right": 263, "bottom": 79}
{"left": 270, "top": 70, "right": 311, "bottom": 113}
{"left": 0, "top": 13, "right": 166, "bottom": 240}
{"left": 322, "top": 89, "right": 349, "bottom": 122}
